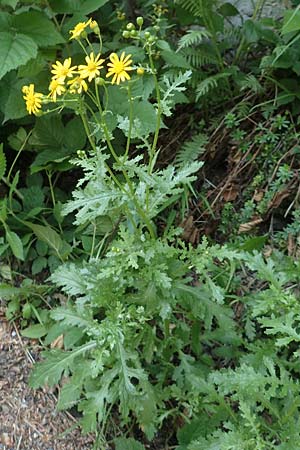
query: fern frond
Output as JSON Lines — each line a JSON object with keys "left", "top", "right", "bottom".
{"left": 177, "top": 29, "right": 211, "bottom": 51}
{"left": 239, "top": 74, "right": 264, "bottom": 94}
{"left": 196, "top": 72, "right": 232, "bottom": 100}
{"left": 176, "top": 0, "right": 216, "bottom": 17}
{"left": 175, "top": 132, "right": 208, "bottom": 167}
{"left": 182, "top": 46, "right": 219, "bottom": 68}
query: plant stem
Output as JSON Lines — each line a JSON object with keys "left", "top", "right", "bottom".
{"left": 7, "top": 130, "right": 33, "bottom": 184}
{"left": 148, "top": 50, "right": 162, "bottom": 173}
{"left": 234, "top": 0, "right": 267, "bottom": 64}
{"left": 125, "top": 83, "right": 133, "bottom": 157}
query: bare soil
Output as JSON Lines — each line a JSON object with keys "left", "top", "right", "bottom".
{"left": 0, "top": 306, "right": 95, "bottom": 450}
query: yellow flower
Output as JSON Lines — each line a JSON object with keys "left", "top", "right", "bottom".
{"left": 69, "top": 18, "right": 92, "bottom": 40}
{"left": 22, "top": 84, "right": 43, "bottom": 115}
{"left": 51, "top": 58, "right": 77, "bottom": 82}
{"left": 48, "top": 78, "right": 66, "bottom": 102}
{"left": 106, "top": 52, "right": 133, "bottom": 85}
{"left": 67, "top": 76, "right": 88, "bottom": 94}
{"left": 78, "top": 52, "right": 105, "bottom": 82}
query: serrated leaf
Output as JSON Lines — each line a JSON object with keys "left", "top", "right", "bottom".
{"left": 3, "top": 78, "right": 27, "bottom": 121}
{"left": 0, "top": 144, "right": 7, "bottom": 179}
{"left": 161, "top": 49, "right": 191, "bottom": 69}
{"left": 0, "top": 32, "right": 38, "bottom": 80}
{"left": 12, "top": 11, "right": 64, "bottom": 47}
{"left": 49, "top": 0, "right": 109, "bottom": 14}
{"left": 21, "top": 324, "right": 47, "bottom": 339}
{"left": 57, "top": 378, "right": 82, "bottom": 409}
{"left": 29, "top": 341, "right": 97, "bottom": 388}
{"left": 6, "top": 229, "right": 24, "bottom": 260}
{"left": 31, "top": 115, "right": 64, "bottom": 150}
{"left": 63, "top": 116, "right": 86, "bottom": 151}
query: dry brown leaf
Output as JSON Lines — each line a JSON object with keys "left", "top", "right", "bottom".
{"left": 180, "top": 216, "right": 200, "bottom": 244}
{"left": 253, "top": 189, "right": 264, "bottom": 202}
{"left": 223, "top": 184, "right": 239, "bottom": 202}
{"left": 50, "top": 334, "right": 64, "bottom": 349}
{"left": 238, "top": 217, "right": 263, "bottom": 233}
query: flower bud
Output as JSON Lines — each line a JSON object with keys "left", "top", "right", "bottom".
{"left": 153, "top": 25, "right": 160, "bottom": 32}
{"left": 148, "top": 35, "right": 156, "bottom": 43}
{"left": 137, "top": 67, "right": 145, "bottom": 76}
{"left": 122, "top": 30, "right": 130, "bottom": 38}
{"left": 95, "top": 77, "right": 106, "bottom": 86}
{"left": 77, "top": 150, "right": 86, "bottom": 158}
{"left": 90, "top": 20, "right": 99, "bottom": 32}
{"left": 126, "top": 22, "right": 135, "bottom": 31}
{"left": 136, "top": 16, "right": 144, "bottom": 27}
{"left": 130, "top": 29, "right": 137, "bottom": 37}
{"left": 144, "top": 31, "right": 151, "bottom": 39}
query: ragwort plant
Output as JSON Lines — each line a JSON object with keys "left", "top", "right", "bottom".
{"left": 24, "top": 16, "right": 210, "bottom": 438}
{"left": 15, "top": 13, "right": 300, "bottom": 449}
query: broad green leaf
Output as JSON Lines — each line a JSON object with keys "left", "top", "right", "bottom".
{"left": 63, "top": 116, "right": 86, "bottom": 151}
{"left": 218, "top": 2, "right": 239, "bottom": 17}
{"left": 30, "top": 116, "right": 64, "bottom": 150}
{"left": 0, "top": 0, "right": 18, "bottom": 8}
{"left": 0, "top": 283, "right": 22, "bottom": 299}
{"left": 12, "top": 11, "right": 64, "bottom": 47}
{"left": 0, "top": 144, "right": 6, "bottom": 179}
{"left": 21, "top": 324, "right": 47, "bottom": 339}
{"left": 49, "top": 0, "right": 109, "bottom": 14}
{"left": 0, "top": 32, "right": 38, "bottom": 80}
{"left": 6, "top": 229, "right": 24, "bottom": 260}
{"left": 0, "top": 11, "right": 12, "bottom": 29}
{"left": 31, "top": 256, "right": 48, "bottom": 275}
{"left": 24, "top": 222, "right": 70, "bottom": 259}
{"left": 3, "top": 78, "right": 27, "bottom": 122}
{"left": 114, "top": 438, "right": 145, "bottom": 450}
{"left": 18, "top": 53, "right": 46, "bottom": 78}
{"left": 282, "top": 9, "right": 300, "bottom": 34}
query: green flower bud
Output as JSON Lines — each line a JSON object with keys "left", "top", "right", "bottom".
{"left": 144, "top": 31, "right": 151, "bottom": 39}
{"left": 122, "top": 30, "right": 130, "bottom": 38}
{"left": 95, "top": 77, "right": 106, "bottom": 86}
{"left": 153, "top": 25, "right": 160, "bottom": 32}
{"left": 130, "top": 29, "right": 137, "bottom": 37}
{"left": 126, "top": 22, "right": 135, "bottom": 31}
{"left": 136, "top": 16, "right": 144, "bottom": 27}
{"left": 137, "top": 67, "right": 145, "bottom": 76}
{"left": 148, "top": 35, "right": 156, "bottom": 43}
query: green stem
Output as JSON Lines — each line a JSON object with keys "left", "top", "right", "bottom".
{"left": 7, "top": 130, "right": 32, "bottom": 184}
{"left": 46, "top": 170, "right": 56, "bottom": 208}
{"left": 148, "top": 50, "right": 162, "bottom": 172}
{"left": 125, "top": 83, "right": 133, "bottom": 157}
{"left": 94, "top": 98, "right": 156, "bottom": 238}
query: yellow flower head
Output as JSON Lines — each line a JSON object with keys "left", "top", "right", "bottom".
{"left": 51, "top": 58, "right": 77, "bottom": 82}
{"left": 48, "top": 78, "right": 66, "bottom": 102}
{"left": 69, "top": 18, "right": 92, "bottom": 40}
{"left": 67, "top": 76, "right": 88, "bottom": 94}
{"left": 78, "top": 52, "right": 105, "bottom": 82}
{"left": 22, "top": 84, "right": 43, "bottom": 115}
{"left": 106, "top": 52, "right": 133, "bottom": 85}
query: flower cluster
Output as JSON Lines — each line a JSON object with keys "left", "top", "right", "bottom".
{"left": 22, "top": 19, "right": 134, "bottom": 115}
